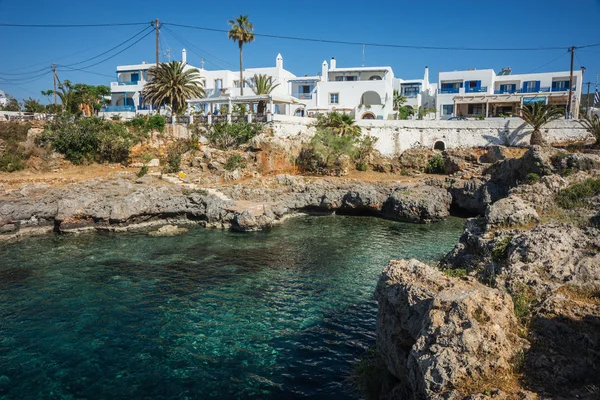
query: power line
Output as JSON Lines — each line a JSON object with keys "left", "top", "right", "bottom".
{"left": 164, "top": 22, "right": 597, "bottom": 51}
{"left": 0, "top": 22, "right": 150, "bottom": 28}
{"left": 525, "top": 51, "right": 569, "bottom": 74}
{"left": 57, "top": 66, "right": 115, "bottom": 79}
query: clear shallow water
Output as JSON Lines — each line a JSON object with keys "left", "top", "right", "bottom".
{"left": 0, "top": 215, "right": 463, "bottom": 400}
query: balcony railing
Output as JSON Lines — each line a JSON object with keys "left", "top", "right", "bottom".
{"left": 438, "top": 88, "right": 460, "bottom": 94}
{"left": 551, "top": 86, "right": 575, "bottom": 92}
{"left": 465, "top": 86, "right": 488, "bottom": 93}
{"left": 494, "top": 89, "right": 518, "bottom": 94}
{"left": 116, "top": 81, "right": 141, "bottom": 86}
{"left": 101, "top": 106, "right": 135, "bottom": 112}
{"left": 292, "top": 92, "right": 313, "bottom": 100}
{"left": 493, "top": 87, "right": 555, "bottom": 94}
{"left": 402, "top": 93, "right": 419, "bottom": 98}
{"left": 522, "top": 86, "right": 550, "bottom": 93}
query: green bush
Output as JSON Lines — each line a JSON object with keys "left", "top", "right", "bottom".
{"left": 356, "top": 162, "right": 368, "bottom": 171}
{"left": 164, "top": 140, "right": 192, "bottom": 173}
{"left": 443, "top": 268, "right": 467, "bottom": 278}
{"left": 0, "top": 152, "right": 26, "bottom": 172}
{"left": 300, "top": 128, "right": 357, "bottom": 172}
{"left": 0, "top": 122, "right": 31, "bottom": 143}
{"left": 37, "top": 116, "right": 136, "bottom": 164}
{"left": 137, "top": 165, "right": 148, "bottom": 178}
{"left": 425, "top": 154, "right": 445, "bottom": 174}
{"left": 525, "top": 173, "right": 540, "bottom": 185}
{"left": 353, "top": 135, "right": 378, "bottom": 171}
{"left": 556, "top": 178, "right": 600, "bottom": 209}
{"left": 126, "top": 115, "right": 166, "bottom": 135}
{"left": 201, "top": 121, "right": 262, "bottom": 149}
{"left": 491, "top": 236, "right": 512, "bottom": 262}
{"left": 224, "top": 155, "right": 246, "bottom": 171}
{"left": 147, "top": 114, "right": 166, "bottom": 132}
{"left": 400, "top": 169, "right": 410, "bottom": 176}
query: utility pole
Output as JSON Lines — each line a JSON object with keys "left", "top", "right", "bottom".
{"left": 586, "top": 81, "right": 591, "bottom": 116}
{"left": 51, "top": 63, "right": 57, "bottom": 105}
{"left": 566, "top": 46, "right": 575, "bottom": 119}
{"left": 154, "top": 18, "right": 160, "bottom": 66}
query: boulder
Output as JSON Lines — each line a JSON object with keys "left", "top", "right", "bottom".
{"left": 484, "top": 145, "right": 510, "bottom": 163}
{"left": 375, "top": 260, "right": 525, "bottom": 399}
{"left": 450, "top": 178, "right": 505, "bottom": 215}
{"left": 443, "top": 155, "right": 467, "bottom": 174}
{"left": 485, "top": 196, "right": 539, "bottom": 228}
{"left": 148, "top": 224, "right": 188, "bottom": 237}
{"left": 398, "top": 148, "right": 433, "bottom": 170}
{"left": 381, "top": 185, "right": 452, "bottom": 223}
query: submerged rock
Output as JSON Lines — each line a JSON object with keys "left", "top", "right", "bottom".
{"left": 148, "top": 224, "right": 188, "bottom": 237}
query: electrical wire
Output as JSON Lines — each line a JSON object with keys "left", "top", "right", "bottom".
{"left": 0, "top": 22, "right": 150, "bottom": 28}
{"left": 164, "top": 22, "right": 592, "bottom": 51}
{"left": 525, "top": 51, "right": 569, "bottom": 74}
{"left": 57, "top": 66, "right": 115, "bottom": 79}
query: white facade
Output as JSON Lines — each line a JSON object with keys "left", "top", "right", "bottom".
{"left": 437, "top": 68, "right": 583, "bottom": 119}
{"left": 393, "top": 66, "right": 436, "bottom": 113}
{"left": 0, "top": 90, "right": 7, "bottom": 107}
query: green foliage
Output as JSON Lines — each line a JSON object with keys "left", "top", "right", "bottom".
{"left": 137, "top": 165, "right": 148, "bottom": 178}
{"left": 491, "top": 236, "right": 512, "bottom": 262}
{"left": 519, "top": 102, "right": 563, "bottom": 145}
{"left": 0, "top": 122, "right": 31, "bottom": 143}
{"left": 475, "top": 114, "right": 485, "bottom": 121}
{"left": 200, "top": 121, "right": 262, "bottom": 149}
{"left": 397, "top": 105, "right": 413, "bottom": 120}
{"left": 525, "top": 173, "right": 540, "bottom": 185}
{"left": 224, "top": 155, "right": 246, "bottom": 171}
{"left": 228, "top": 14, "right": 255, "bottom": 95}
{"left": 0, "top": 96, "right": 21, "bottom": 112}
{"left": 352, "top": 346, "right": 386, "bottom": 400}
{"left": 314, "top": 111, "right": 361, "bottom": 137}
{"left": 425, "top": 154, "right": 445, "bottom": 174}
{"left": 126, "top": 115, "right": 166, "bottom": 136}
{"left": 142, "top": 61, "right": 205, "bottom": 115}
{"left": 401, "top": 169, "right": 410, "bottom": 176}
{"left": 578, "top": 114, "right": 600, "bottom": 147}
{"left": 142, "top": 152, "right": 154, "bottom": 164}
{"left": 556, "top": 178, "right": 600, "bottom": 209}
{"left": 23, "top": 98, "right": 46, "bottom": 113}
{"left": 510, "top": 284, "right": 538, "bottom": 326}
{"left": 247, "top": 74, "right": 280, "bottom": 114}
{"left": 392, "top": 89, "right": 406, "bottom": 111}
{"left": 310, "top": 128, "right": 357, "bottom": 168}
{"left": 443, "top": 268, "right": 467, "bottom": 278}
{"left": 353, "top": 135, "right": 378, "bottom": 171}
{"left": 164, "top": 140, "right": 192, "bottom": 173}
{"left": 0, "top": 152, "right": 26, "bottom": 172}
{"left": 37, "top": 116, "right": 135, "bottom": 164}
{"left": 42, "top": 81, "right": 110, "bottom": 115}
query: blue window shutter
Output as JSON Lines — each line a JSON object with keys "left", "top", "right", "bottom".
{"left": 511, "top": 84, "right": 516, "bottom": 92}
{"left": 475, "top": 80, "right": 481, "bottom": 87}
{"left": 535, "top": 81, "right": 540, "bottom": 91}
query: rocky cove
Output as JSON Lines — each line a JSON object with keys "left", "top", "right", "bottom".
{"left": 1, "top": 144, "right": 600, "bottom": 399}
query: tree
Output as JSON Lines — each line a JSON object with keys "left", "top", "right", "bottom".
{"left": 23, "top": 98, "right": 45, "bottom": 113}
{"left": 519, "top": 102, "right": 563, "bottom": 146}
{"left": 248, "top": 73, "right": 280, "bottom": 114}
{"left": 393, "top": 89, "right": 406, "bottom": 111}
{"left": 228, "top": 15, "right": 255, "bottom": 96}
{"left": 142, "top": 61, "right": 205, "bottom": 116}
{"left": 0, "top": 95, "right": 21, "bottom": 112}
{"left": 315, "top": 111, "right": 362, "bottom": 137}
{"left": 579, "top": 114, "right": 600, "bottom": 147}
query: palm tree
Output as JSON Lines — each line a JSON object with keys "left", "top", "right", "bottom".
{"left": 579, "top": 114, "right": 600, "bottom": 147}
{"left": 393, "top": 89, "right": 406, "bottom": 111}
{"left": 228, "top": 15, "right": 255, "bottom": 96}
{"left": 248, "top": 74, "right": 280, "bottom": 114}
{"left": 317, "top": 111, "right": 361, "bottom": 137}
{"left": 519, "top": 102, "right": 563, "bottom": 145}
{"left": 142, "top": 61, "right": 205, "bottom": 116}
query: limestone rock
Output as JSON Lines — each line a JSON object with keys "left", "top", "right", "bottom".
{"left": 443, "top": 155, "right": 467, "bottom": 174}
{"left": 484, "top": 145, "right": 510, "bottom": 163}
{"left": 375, "top": 260, "right": 525, "bottom": 399}
{"left": 450, "top": 178, "right": 505, "bottom": 215}
{"left": 398, "top": 148, "right": 433, "bottom": 170}
{"left": 381, "top": 186, "right": 452, "bottom": 223}
{"left": 485, "top": 196, "right": 539, "bottom": 228}
{"left": 148, "top": 224, "right": 188, "bottom": 236}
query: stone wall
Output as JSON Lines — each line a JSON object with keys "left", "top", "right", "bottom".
{"left": 271, "top": 115, "right": 592, "bottom": 156}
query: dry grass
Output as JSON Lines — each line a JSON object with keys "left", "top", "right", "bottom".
{"left": 453, "top": 365, "right": 527, "bottom": 398}
{"left": 558, "top": 285, "right": 600, "bottom": 305}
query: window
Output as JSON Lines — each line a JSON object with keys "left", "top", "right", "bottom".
{"left": 130, "top": 73, "right": 139, "bottom": 83}
{"left": 345, "top": 76, "right": 357, "bottom": 81}
{"left": 301, "top": 85, "right": 311, "bottom": 94}
{"left": 523, "top": 81, "right": 540, "bottom": 93}
{"left": 401, "top": 83, "right": 421, "bottom": 97}
{"left": 335, "top": 76, "right": 344, "bottom": 82}
{"left": 329, "top": 93, "right": 339, "bottom": 104}
{"left": 468, "top": 104, "right": 483, "bottom": 115}
{"left": 552, "top": 80, "right": 570, "bottom": 91}
{"left": 233, "top": 80, "right": 240, "bottom": 88}
{"left": 442, "top": 105, "right": 454, "bottom": 115}
{"left": 214, "top": 79, "right": 223, "bottom": 90}
{"left": 499, "top": 84, "right": 516, "bottom": 93}
{"left": 466, "top": 80, "right": 480, "bottom": 88}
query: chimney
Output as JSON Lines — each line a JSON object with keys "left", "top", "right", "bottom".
{"left": 321, "top": 60, "right": 328, "bottom": 82}
{"left": 182, "top": 49, "right": 187, "bottom": 64}
{"left": 424, "top": 66, "right": 429, "bottom": 86}
{"left": 330, "top": 57, "right": 336, "bottom": 70}
{"left": 276, "top": 53, "right": 283, "bottom": 69}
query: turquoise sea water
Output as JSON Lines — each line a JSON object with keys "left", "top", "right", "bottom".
{"left": 0, "top": 215, "right": 463, "bottom": 399}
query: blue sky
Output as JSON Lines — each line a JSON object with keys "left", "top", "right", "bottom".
{"left": 1, "top": 0, "right": 600, "bottom": 103}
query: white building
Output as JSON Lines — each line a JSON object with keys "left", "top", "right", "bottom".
{"left": 393, "top": 66, "right": 436, "bottom": 114}
{"left": 0, "top": 90, "right": 7, "bottom": 107}
{"left": 100, "top": 50, "right": 298, "bottom": 119}
{"left": 437, "top": 68, "right": 583, "bottom": 119}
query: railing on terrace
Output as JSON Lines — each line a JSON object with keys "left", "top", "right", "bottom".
{"left": 521, "top": 87, "right": 550, "bottom": 93}
{"left": 402, "top": 93, "right": 419, "bottom": 98}
{"left": 292, "top": 92, "right": 313, "bottom": 100}
{"left": 438, "top": 88, "right": 460, "bottom": 94}
{"left": 494, "top": 89, "right": 518, "bottom": 94}
{"left": 116, "top": 81, "right": 141, "bottom": 86}
{"left": 464, "top": 86, "right": 488, "bottom": 93}
{"left": 101, "top": 106, "right": 135, "bottom": 112}
{"left": 551, "top": 86, "right": 576, "bottom": 92}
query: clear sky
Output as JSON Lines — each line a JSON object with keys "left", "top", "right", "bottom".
{"left": 1, "top": 0, "right": 600, "bottom": 103}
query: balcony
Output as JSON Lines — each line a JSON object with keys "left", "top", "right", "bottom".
{"left": 551, "top": 86, "right": 575, "bottom": 92}
{"left": 101, "top": 106, "right": 135, "bottom": 112}
{"left": 438, "top": 88, "right": 460, "bottom": 94}
{"left": 402, "top": 92, "right": 419, "bottom": 98}
{"left": 521, "top": 86, "right": 550, "bottom": 93}
{"left": 116, "top": 81, "right": 140, "bottom": 86}
{"left": 465, "top": 86, "right": 488, "bottom": 93}
{"left": 292, "top": 92, "right": 313, "bottom": 100}
{"left": 494, "top": 88, "right": 518, "bottom": 94}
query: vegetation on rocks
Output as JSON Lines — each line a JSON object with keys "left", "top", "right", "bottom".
{"left": 125, "top": 115, "right": 166, "bottom": 135}
{"left": 0, "top": 122, "right": 31, "bottom": 172}
{"left": 224, "top": 155, "right": 246, "bottom": 171}
{"left": 579, "top": 114, "right": 600, "bottom": 147}
{"left": 314, "top": 111, "right": 361, "bottom": 137}
{"left": 556, "top": 178, "right": 600, "bottom": 209}
{"left": 193, "top": 120, "right": 263, "bottom": 150}
{"left": 425, "top": 153, "right": 444, "bottom": 174}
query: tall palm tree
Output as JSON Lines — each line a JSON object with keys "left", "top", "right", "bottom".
{"left": 393, "top": 89, "right": 406, "bottom": 111}
{"left": 579, "top": 114, "right": 600, "bottom": 147}
{"left": 519, "top": 102, "right": 563, "bottom": 145}
{"left": 142, "top": 61, "right": 205, "bottom": 116}
{"left": 317, "top": 111, "right": 361, "bottom": 137}
{"left": 228, "top": 15, "right": 255, "bottom": 96}
{"left": 248, "top": 73, "right": 280, "bottom": 114}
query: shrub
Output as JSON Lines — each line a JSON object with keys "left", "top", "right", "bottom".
{"left": 491, "top": 236, "right": 512, "bottom": 262}
{"left": 306, "top": 128, "right": 357, "bottom": 170}
{"left": 425, "top": 154, "right": 444, "bottom": 174}
{"left": 126, "top": 115, "right": 166, "bottom": 135}
{"left": 356, "top": 162, "right": 368, "bottom": 171}
{"left": 0, "top": 152, "right": 26, "bottom": 172}
{"left": 224, "top": 155, "right": 246, "bottom": 171}
{"left": 443, "top": 268, "right": 467, "bottom": 278}
{"left": 556, "top": 178, "right": 600, "bottom": 209}
{"left": 0, "top": 122, "right": 31, "bottom": 143}
{"left": 400, "top": 169, "right": 410, "bottom": 176}
{"left": 510, "top": 284, "right": 538, "bottom": 327}
{"left": 202, "top": 121, "right": 262, "bottom": 149}
{"left": 147, "top": 114, "right": 166, "bottom": 132}
{"left": 353, "top": 135, "right": 378, "bottom": 171}
{"left": 142, "top": 152, "right": 154, "bottom": 164}
{"left": 37, "top": 116, "right": 136, "bottom": 164}
{"left": 525, "top": 173, "right": 540, "bottom": 185}
{"left": 164, "top": 140, "right": 192, "bottom": 173}
{"left": 137, "top": 165, "right": 148, "bottom": 178}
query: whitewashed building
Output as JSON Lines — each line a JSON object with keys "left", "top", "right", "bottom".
{"left": 393, "top": 66, "right": 436, "bottom": 114}
{"left": 0, "top": 90, "right": 8, "bottom": 107}
{"left": 437, "top": 68, "right": 583, "bottom": 119}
